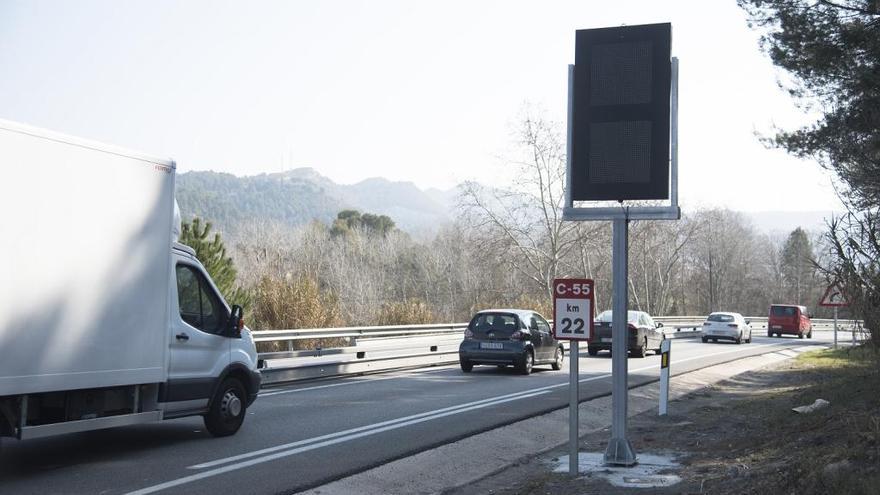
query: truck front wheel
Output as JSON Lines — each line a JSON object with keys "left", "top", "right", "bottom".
{"left": 204, "top": 377, "right": 247, "bottom": 437}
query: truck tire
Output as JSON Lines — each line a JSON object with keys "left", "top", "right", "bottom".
{"left": 204, "top": 377, "right": 247, "bottom": 437}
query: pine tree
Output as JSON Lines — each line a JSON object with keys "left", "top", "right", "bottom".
{"left": 179, "top": 217, "right": 251, "bottom": 310}
{"left": 780, "top": 227, "right": 815, "bottom": 305}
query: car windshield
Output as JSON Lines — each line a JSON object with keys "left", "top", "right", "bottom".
{"left": 469, "top": 313, "right": 520, "bottom": 335}
{"left": 771, "top": 306, "right": 797, "bottom": 317}
{"left": 595, "top": 310, "right": 640, "bottom": 324}
{"left": 708, "top": 314, "right": 735, "bottom": 322}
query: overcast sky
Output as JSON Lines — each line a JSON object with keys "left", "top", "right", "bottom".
{"left": 1, "top": 0, "right": 844, "bottom": 212}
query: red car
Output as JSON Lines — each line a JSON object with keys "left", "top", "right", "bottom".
{"left": 768, "top": 304, "right": 812, "bottom": 339}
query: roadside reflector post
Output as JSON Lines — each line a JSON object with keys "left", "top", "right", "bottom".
{"left": 659, "top": 339, "right": 671, "bottom": 415}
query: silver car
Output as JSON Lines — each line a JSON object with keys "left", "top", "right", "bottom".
{"left": 701, "top": 312, "right": 752, "bottom": 344}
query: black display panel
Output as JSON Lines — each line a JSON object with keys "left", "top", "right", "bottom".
{"left": 571, "top": 23, "right": 671, "bottom": 201}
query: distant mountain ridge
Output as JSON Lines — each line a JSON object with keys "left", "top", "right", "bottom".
{"left": 176, "top": 168, "right": 457, "bottom": 237}
{"left": 176, "top": 168, "right": 836, "bottom": 240}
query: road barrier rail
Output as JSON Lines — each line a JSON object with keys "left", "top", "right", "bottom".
{"left": 254, "top": 317, "right": 865, "bottom": 385}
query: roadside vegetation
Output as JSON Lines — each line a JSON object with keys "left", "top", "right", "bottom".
{"left": 715, "top": 347, "right": 880, "bottom": 494}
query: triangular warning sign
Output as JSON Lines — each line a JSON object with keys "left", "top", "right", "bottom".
{"left": 820, "top": 283, "right": 849, "bottom": 307}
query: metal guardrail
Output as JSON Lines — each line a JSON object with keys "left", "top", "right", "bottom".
{"left": 254, "top": 317, "right": 865, "bottom": 385}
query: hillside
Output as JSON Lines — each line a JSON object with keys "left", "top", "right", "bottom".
{"left": 176, "top": 168, "right": 456, "bottom": 237}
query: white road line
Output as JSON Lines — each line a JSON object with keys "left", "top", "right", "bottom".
{"left": 216, "top": 342, "right": 779, "bottom": 470}
{"left": 128, "top": 340, "right": 792, "bottom": 494}
{"left": 259, "top": 367, "right": 454, "bottom": 397}
{"left": 126, "top": 390, "right": 551, "bottom": 495}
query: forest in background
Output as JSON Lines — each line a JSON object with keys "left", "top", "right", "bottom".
{"left": 180, "top": 111, "right": 837, "bottom": 340}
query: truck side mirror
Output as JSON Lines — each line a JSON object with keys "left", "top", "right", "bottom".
{"left": 225, "top": 305, "right": 244, "bottom": 338}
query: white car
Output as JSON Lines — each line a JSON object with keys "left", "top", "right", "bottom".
{"left": 701, "top": 312, "right": 752, "bottom": 344}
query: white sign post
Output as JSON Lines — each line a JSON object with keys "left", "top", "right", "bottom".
{"left": 553, "top": 278, "right": 594, "bottom": 476}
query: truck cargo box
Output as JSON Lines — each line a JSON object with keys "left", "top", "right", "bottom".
{"left": 0, "top": 119, "right": 175, "bottom": 396}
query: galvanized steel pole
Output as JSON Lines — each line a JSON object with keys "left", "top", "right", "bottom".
{"left": 565, "top": 63, "right": 580, "bottom": 477}
{"left": 834, "top": 306, "right": 838, "bottom": 349}
{"left": 604, "top": 216, "right": 637, "bottom": 466}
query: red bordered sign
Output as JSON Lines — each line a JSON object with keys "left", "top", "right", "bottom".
{"left": 820, "top": 283, "right": 850, "bottom": 307}
{"left": 553, "top": 278, "right": 594, "bottom": 340}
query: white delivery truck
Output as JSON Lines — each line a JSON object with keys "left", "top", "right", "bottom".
{"left": 0, "top": 119, "right": 260, "bottom": 439}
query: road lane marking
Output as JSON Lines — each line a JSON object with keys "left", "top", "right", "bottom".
{"left": 259, "top": 367, "right": 454, "bottom": 397}
{"left": 216, "top": 343, "right": 780, "bottom": 470}
{"left": 129, "top": 341, "right": 790, "bottom": 494}
{"left": 191, "top": 385, "right": 568, "bottom": 470}
{"left": 127, "top": 389, "right": 551, "bottom": 495}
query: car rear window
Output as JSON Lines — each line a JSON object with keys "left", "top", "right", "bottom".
{"left": 708, "top": 314, "right": 735, "bottom": 322}
{"left": 771, "top": 306, "right": 797, "bottom": 317}
{"left": 595, "top": 310, "right": 640, "bottom": 324}
{"left": 470, "top": 313, "right": 520, "bottom": 335}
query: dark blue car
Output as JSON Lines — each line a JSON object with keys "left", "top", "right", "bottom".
{"left": 458, "top": 309, "right": 564, "bottom": 375}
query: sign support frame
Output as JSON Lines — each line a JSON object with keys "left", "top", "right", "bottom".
{"left": 562, "top": 57, "right": 680, "bottom": 467}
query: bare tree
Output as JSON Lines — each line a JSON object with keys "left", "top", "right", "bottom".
{"left": 459, "top": 109, "right": 595, "bottom": 301}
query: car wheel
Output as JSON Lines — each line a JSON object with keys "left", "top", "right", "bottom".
{"left": 798, "top": 332, "right": 804, "bottom": 339}
{"left": 460, "top": 360, "right": 473, "bottom": 372}
{"left": 702, "top": 336, "right": 708, "bottom": 343}
{"left": 551, "top": 347, "right": 564, "bottom": 370}
{"left": 588, "top": 347, "right": 598, "bottom": 356}
{"left": 767, "top": 332, "right": 772, "bottom": 338}
{"left": 808, "top": 329, "right": 813, "bottom": 339}
{"left": 632, "top": 339, "right": 647, "bottom": 358}
{"left": 518, "top": 350, "right": 534, "bottom": 375}
{"left": 736, "top": 332, "right": 742, "bottom": 345}
{"left": 204, "top": 377, "right": 247, "bottom": 437}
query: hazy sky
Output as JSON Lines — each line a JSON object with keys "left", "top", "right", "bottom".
{"left": 0, "top": 0, "right": 843, "bottom": 212}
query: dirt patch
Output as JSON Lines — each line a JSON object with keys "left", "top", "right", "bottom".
{"left": 446, "top": 347, "right": 880, "bottom": 495}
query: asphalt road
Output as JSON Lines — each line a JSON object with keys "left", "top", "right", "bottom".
{"left": 0, "top": 332, "right": 839, "bottom": 495}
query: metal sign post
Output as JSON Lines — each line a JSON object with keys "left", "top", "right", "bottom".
{"left": 820, "top": 283, "right": 850, "bottom": 349}
{"left": 553, "top": 278, "right": 594, "bottom": 476}
{"left": 606, "top": 217, "right": 637, "bottom": 465}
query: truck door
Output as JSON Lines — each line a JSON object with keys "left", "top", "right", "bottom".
{"left": 166, "top": 263, "right": 230, "bottom": 406}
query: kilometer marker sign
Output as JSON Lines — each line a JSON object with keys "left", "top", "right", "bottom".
{"left": 553, "top": 278, "right": 594, "bottom": 340}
